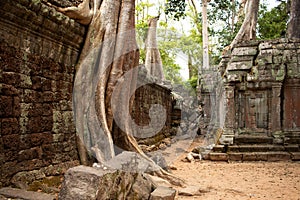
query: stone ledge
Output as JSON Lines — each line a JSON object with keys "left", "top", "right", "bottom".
{"left": 0, "top": 0, "right": 86, "bottom": 50}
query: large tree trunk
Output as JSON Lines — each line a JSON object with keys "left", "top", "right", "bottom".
{"left": 57, "top": 0, "right": 183, "bottom": 186}
{"left": 145, "top": 16, "right": 165, "bottom": 81}
{"left": 287, "top": 0, "right": 300, "bottom": 38}
{"left": 230, "top": 0, "right": 259, "bottom": 47}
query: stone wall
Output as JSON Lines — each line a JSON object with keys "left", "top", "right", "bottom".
{"left": 133, "top": 84, "right": 173, "bottom": 146}
{"left": 0, "top": 0, "right": 86, "bottom": 187}
{"left": 129, "top": 66, "right": 176, "bottom": 147}
{"left": 215, "top": 39, "right": 300, "bottom": 144}
{"left": 0, "top": 0, "right": 178, "bottom": 187}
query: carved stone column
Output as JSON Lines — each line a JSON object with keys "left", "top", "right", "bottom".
{"left": 220, "top": 84, "right": 235, "bottom": 144}
{"left": 271, "top": 83, "right": 283, "bottom": 141}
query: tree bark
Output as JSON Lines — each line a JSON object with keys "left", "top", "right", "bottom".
{"left": 57, "top": 0, "right": 184, "bottom": 186}
{"left": 202, "top": 0, "right": 209, "bottom": 71}
{"left": 287, "top": 0, "right": 300, "bottom": 38}
{"left": 230, "top": 0, "right": 259, "bottom": 48}
{"left": 145, "top": 16, "right": 165, "bottom": 81}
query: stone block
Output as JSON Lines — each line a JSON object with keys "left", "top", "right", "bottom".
{"left": 29, "top": 132, "right": 53, "bottom": 146}
{"left": 227, "top": 61, "right": 253, "bottom": 71}
{"left": 231, "top": 55, "right": 254, "bottom": 62}
{"left": 291, "top": 152, "right": 300, "bottom": 161}
{"left": 256, "top": 55, "right": 273, "bottom": 65}
{"left": 0, "top": 96, "right": 13, "bottom": 117}
{"left": 19, "top": 74, "right": 32, "bottom": 88}
{"left": 23, "top": 89, "right": 42, "bottom": 103}
{"left": 42, "top": 91, "right": 55, "bottom": 102}
{"left": 17, "top": 147, "right": 43, "bottom": 161}
{"left": 1, "top": 72, "right": 21, "bottom": 87}
{"left": 2, "top": 134, "right": 20, "bottom": 150}
{"left": 255, "top": 153, "right": 268, "bottom": 161}
{"left": 150, "top": 186, "right": 176, "bottom": 200}
{"left": 228, "top": 153, "right": 243, "bottom": 161}
{"left": 209, "top": 153, "right": 228, "bottom": 161}
{"left": 232, "top": 47, "right": 257, "bottom": 56}
{"left": 227, "top": 74, "right": 242, "bottom": 82}
{"left": 259, "top": 41, "right": 273, "bottom": 50}
{"left": 1, "top": 118, "right": 19, "bottom": 135}
{"left": 267, "top": 152, "right": 291, "bottom": 161}
{"left": 242, "top": 153, "right": 258, "bottom": 161}
{"left": 59, "top": 166, "right": 153, "bottom": 200}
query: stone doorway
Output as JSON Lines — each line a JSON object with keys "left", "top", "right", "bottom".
{"left": 236, "top": 90, "right": 271, "bottom": 135}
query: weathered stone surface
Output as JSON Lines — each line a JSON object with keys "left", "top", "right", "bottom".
{"left": 58, "top": 166, "right": 111, "bottom": 200}
{"left": 97, "top": 170, "right": 153, "bottom": 200}
{"left": 0, "top": 0, "right": 83, "bottom": 186}
{"left": 209, "top": 153, "right": 228, "bottom": 161}
{"left": 104, "top": 151, "right": 160, "bottom": 173}
{"left": 150, "top": 186, "right": 176, "bottom": 200}
{"left": 148, "top": 152, "right": 169, "bottom": 170}
{"left": 144, "top": 174, "right": 172, "bottom": 188}
{"left": 232, "top": 47, "right": 257, "bottom": 56}
{"left": 58, "top": 165, "right": 154, "bottom": 200}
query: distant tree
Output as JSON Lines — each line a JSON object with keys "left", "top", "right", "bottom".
{"left": 135, "top": 0, "right": 183, "bottom": 84}
{"left": 208, "top": 0, "right": 241, "bottom": 52}
{"left": 165, "top": 0, "right": 187, "bottom": 20}
{"left": 145, "top": 16, "right": 165, "bottom": 81}
{"left": 258, "top": 1, "right": 288, "bottom": 39}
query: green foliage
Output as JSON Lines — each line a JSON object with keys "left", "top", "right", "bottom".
{"left": 136, "top": 0, "right": 183, "bottom": 84}
{"left": 159, "top": 47, "right": 183, "bottom": 84}
{"left": 207, "top": 0, "right": 241, "bottom": 53}
{"left": 187, "top": 76, "right": 198, "bottom": 90}
{"left": 165, "top": 0, "right": 187, "bottom": 20}
{"left": 257, "top": 1, "right": 288, "bottom": 39}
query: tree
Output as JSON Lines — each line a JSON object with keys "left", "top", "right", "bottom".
{"left": 135, "top": 0, "right": 183, "bottom": 84}
{"left": 258, "top": 1, "right": 288, "bottom": 39}
{"left": 208, "top": 0, "right": 240, "bottom": 53}
{"left": 145, "top": 16, "right": 165, "bottom": 81}
{"left": 287, "top": 0, "right": 300, "bottom": 38}
{"left": 56, "top": 0, "right": 183, "bottom": 186}
{"left": 201, "top": 0, "right": 209, "bottom": 72}
{"left": 229, "top": 0, "right": 260, "bottom": 47}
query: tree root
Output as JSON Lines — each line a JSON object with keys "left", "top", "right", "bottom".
{"left": 55, "top": 0, "right": 93, "bottom": 25}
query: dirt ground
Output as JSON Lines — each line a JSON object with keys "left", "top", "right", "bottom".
{"left": 169, "top": 138, "right": 300, "bottom": 200}
{"left": 172, "top": 160, "right": 300, "bottom": 200}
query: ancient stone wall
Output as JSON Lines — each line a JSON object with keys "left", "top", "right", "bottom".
{"left": 216, "top": 38, "right": 300, "bottom": 144}
{"left": 0, "top": 0, "right": 178, "bottom": 187}
{"left": 0, "top": 0, "right": 86, "bottom": 187}
{"left": 133, "top": 84, "right": 173, "bottom": 146}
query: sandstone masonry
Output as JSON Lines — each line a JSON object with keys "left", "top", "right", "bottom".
{"left": 0, "top": 0, "right": 86, "bottom": 187}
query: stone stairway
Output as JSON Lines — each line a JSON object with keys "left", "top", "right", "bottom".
{"left": 209, "top": 135, "right": 300, "bottom": 161}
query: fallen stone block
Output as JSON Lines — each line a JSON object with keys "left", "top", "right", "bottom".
{"left": 150, "top": 186, "right": 176, "bottom": 200}
{"left": 58, "top": 165, "right": 154, "bottom": 200}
